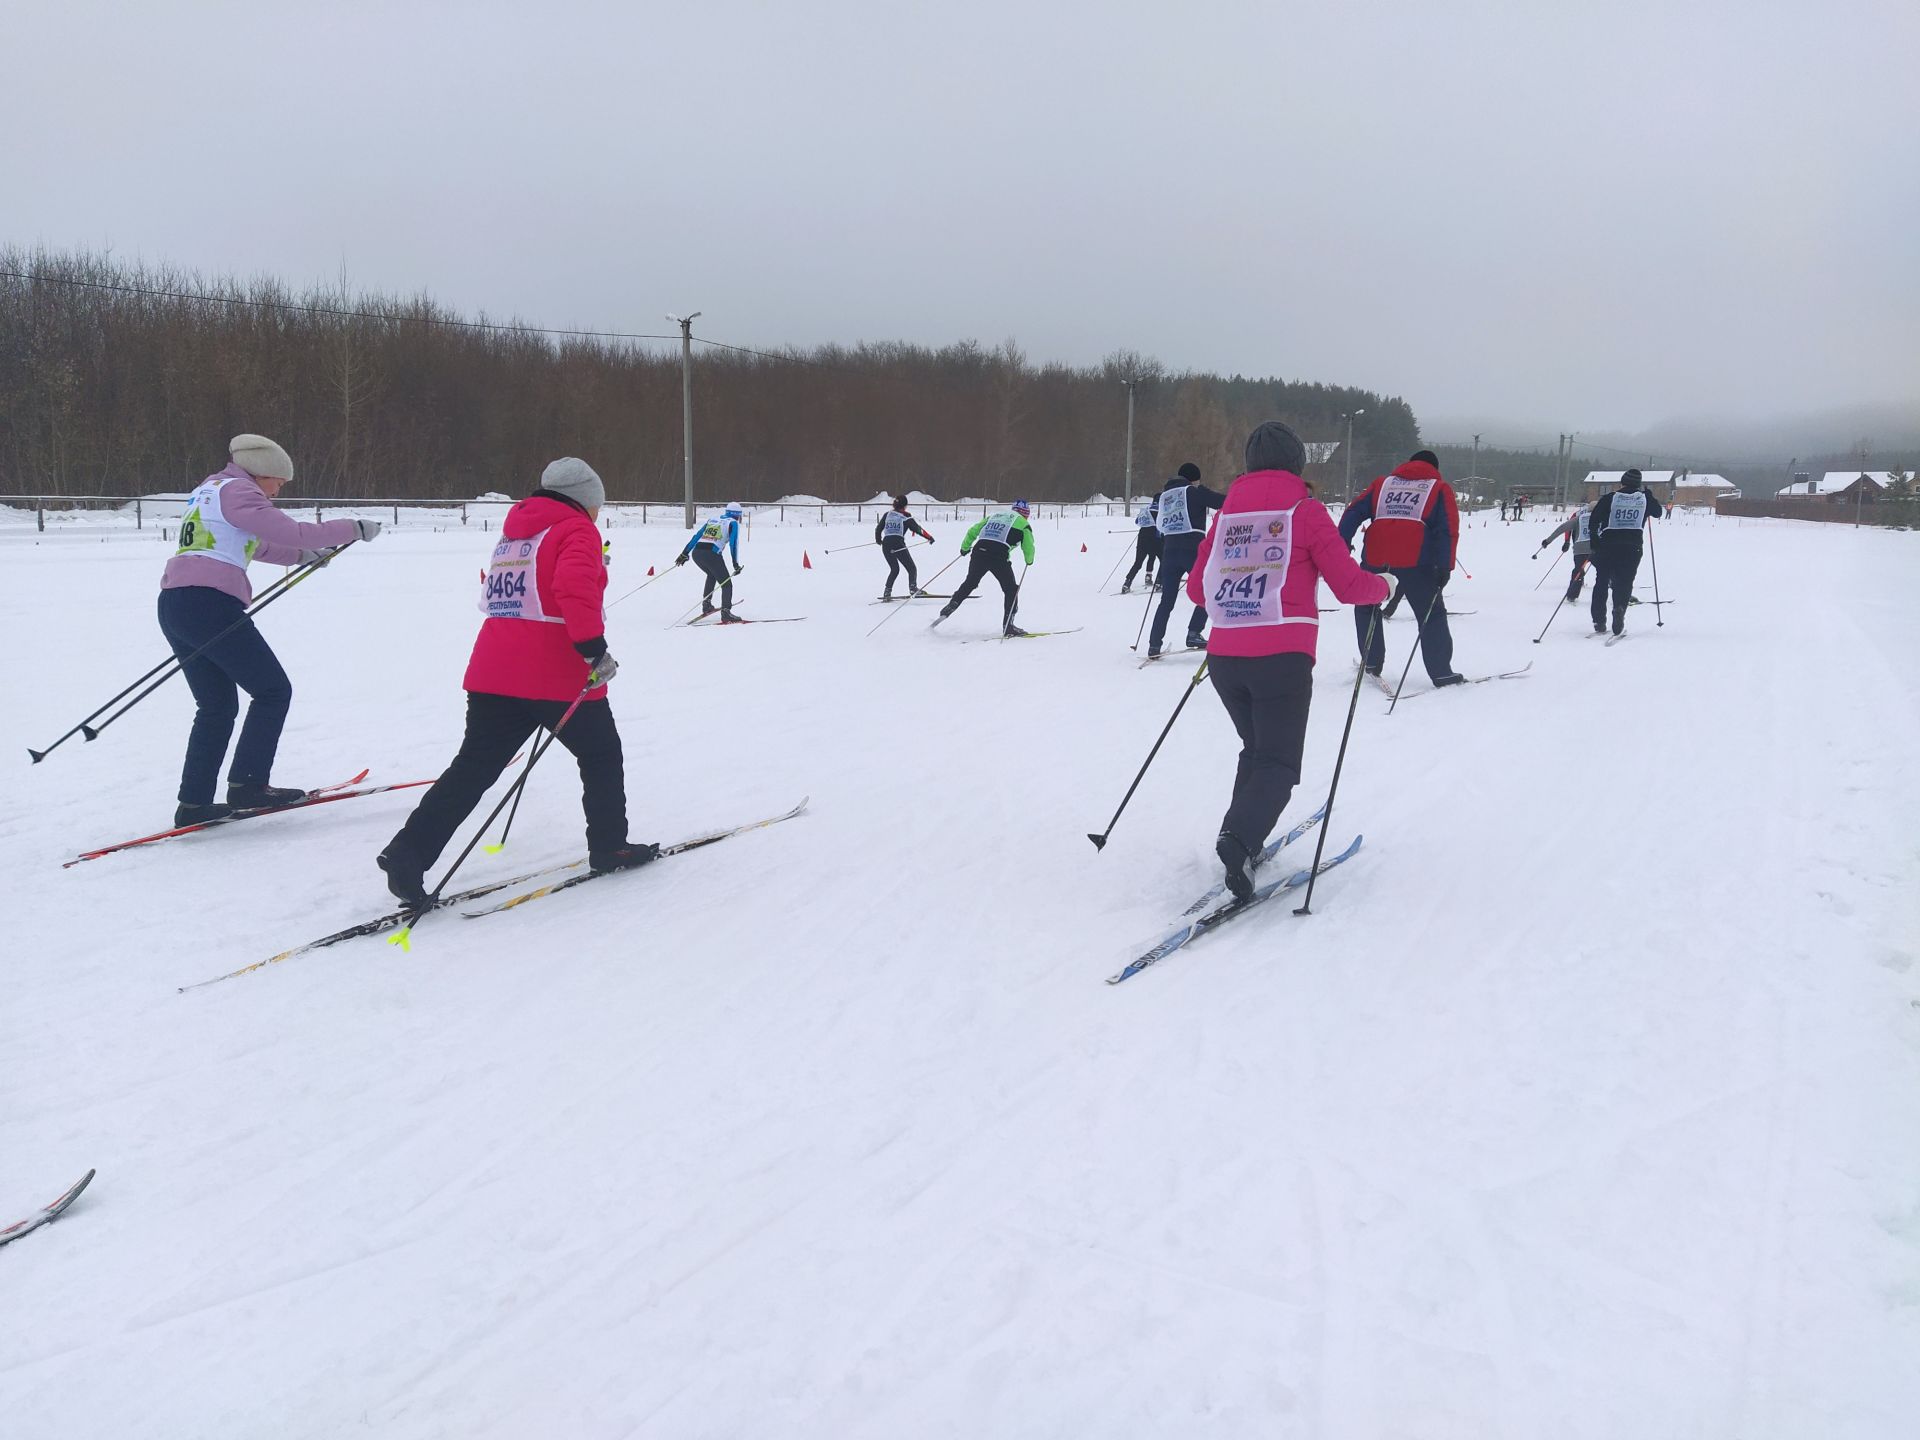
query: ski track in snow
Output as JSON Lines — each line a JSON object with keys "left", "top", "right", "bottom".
{"left": 2, "top": 511, "right": 1918, "bottom": 1439}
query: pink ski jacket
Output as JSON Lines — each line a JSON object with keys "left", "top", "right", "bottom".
{"left": 1187, "top": 469, "right": 1391, "bottom": 660}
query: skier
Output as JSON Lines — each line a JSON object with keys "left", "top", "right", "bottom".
{"left": 157, "top": 434, "right": 382, "bottom": 826}
{"left": 377, "top": 458, "right": 652, "bottom": 905}
{"left": 874, "top": 494, "right": 935, "bottom": 599}
{"left": 676, "top": 501, "right": 745, "bottom": 621}
{"left": 1121, "top": 494, "right": 1161, "bottom": 593}
{"left": 1538, "top": 502, "right": 1595, "bottom": 600}
{"left": 1188, "top": 422, "right": 1391, "bottom": 900}
{"left": 1588, "top": 469, "right": 1664, "bottom": 635}
{"left": 1147, "top": 462, "right": 1227, "bottom": 658}
{"left": 936, "top": 499, "right": 1034, "bottom": 635}
{"left": 1337, "top": 449, "right": 1465, "bottom": 686}
{"left": 1499, "top": 497, "right": 1509, "bottom": 522}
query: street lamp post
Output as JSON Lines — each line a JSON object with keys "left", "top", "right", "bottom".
{"left": 668, "top": 311, "right": 702, "bottom": 528}
{"left": 1342, "top": 408, "right": 1365, "bottom": 499}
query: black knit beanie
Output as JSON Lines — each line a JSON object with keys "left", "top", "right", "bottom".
{"left": 1176, "top": 463, "right": 1202, "bottom": 483}
{"left": 1411, "top": 450, "right": 1440, "bottom": 468}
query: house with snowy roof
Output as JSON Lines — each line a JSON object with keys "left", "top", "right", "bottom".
{"left": 1775, "top": 471, "right": 1899, "bottom": 501}
{"left": 1580, "top": 470, "right": 1734, "bottom": 506}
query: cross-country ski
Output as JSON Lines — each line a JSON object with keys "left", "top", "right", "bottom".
{"left": 0, "top": 1170, "right": 95, "bottom": 1248}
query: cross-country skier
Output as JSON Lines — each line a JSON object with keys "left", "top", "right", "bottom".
{"left": 1189, "top": 422, "right": 1391, "bottom": 900}
{"left": 875, "top": 494, "right": 935, "bottom": 599}
{"left": 1539, "top": 503, "right": 1594, "bottom": 600}
{"left": 377, "top": 458, "right": 652, "bottom": 905}
{"left": 157, "top": 433, "right": 382, "bottom": 826}
{"left": 936, "top": 500, "right": 1034, "bottom": 635}
{"left": 1121, "top": 494, "right": 1161, "bottom": 593}
{"left": 1147, "top": 463, "right": 1227, "bottom": 658}
{"left": 676, "top": 501, "right": 744, "bottom": 621}
{"left": 1588, "top": 468, "right": 1663, "bottom": 635}
{"left": 1337, "top": 449, "right": 1465, "bottom": 686}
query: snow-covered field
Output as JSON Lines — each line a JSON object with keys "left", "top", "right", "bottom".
{"left": 4, "top": 509, "right": 1917, "bottom": 1439}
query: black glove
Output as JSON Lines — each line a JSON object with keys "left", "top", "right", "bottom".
{"left": 732, "top": 563, "right": 743, "bottom": 577}
{"left": 1561, "top": 538, "right": 1570, "bottom": 552}
{"left": 674, "top": 553, "right": 688, "bottom": 566}
{"left": 1430, "top": 567, "right": 1451, "bottom": 590}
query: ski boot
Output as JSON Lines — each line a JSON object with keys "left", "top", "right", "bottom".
{"left": 719, "top": 611, "right": 745, "bottom": 624}
{"left": 1432, "top": 672, "right": 1467, "bottom": 688}
{"left": 376, "top": 839, "right": 430, "bottom": 909}
{"left": 173, "top": 800, "right": 233, "bottom": 828}
{"left": 589, "top": 842, "right": 661, "bottom": 875}
{"left": 1120, "top": 583, "right": 1131, "bottom": 595}
{"left": 1003, "top": 625, "right": 1031, "bottom": 638}
{"left": 226, "top": 782, "right": 309, "bottom": 812}
{"left": 700, "top": 602, "right": 717, "bottom": 618}
{"left": 1216, "top": 830, "right": 1256, "bottom": 903}
{"left": 1185, "top": 632, "right": 1206, "bottom": 650}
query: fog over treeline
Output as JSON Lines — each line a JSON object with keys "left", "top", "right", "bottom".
{"left": 4, "top": 249, "right": 1909, "bottom": 507}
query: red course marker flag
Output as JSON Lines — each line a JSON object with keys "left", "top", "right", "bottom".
{"left": 1080, "top": 542, "right": 1088, "bottom": 552}
{"left": 803, "top": 551, "right": 813, "bottom": 569}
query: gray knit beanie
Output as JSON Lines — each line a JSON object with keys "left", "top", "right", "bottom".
{"left": 540, "top": 457, "right": 605, "bottom": 512}
{"left": 230, "top": 433, "right": 294, "bottom": 482}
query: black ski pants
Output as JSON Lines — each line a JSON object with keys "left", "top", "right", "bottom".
{"left": 1208, "top": 651, "right": 1314, "bottom": 851}
{"left": 1124, "top": 528, "right": 1161, "bottom": 587}
{"left": 1591, "top": 546, "right": 1641, "bottom": 631}
{"left": 390, "top": 692, "right": 629, "bottom": 866}
{"left": 881, "top": 540, "right": 918, "bottom": 596}
{"left": 1355, "top": 567, "right": 1454, "bottom": 680}
{"left": 692, "top": 545, "right": 735, "bottom": 612}
{"left": 949, "top": 544, "right": 1020, "bottom": 628}
{"left": 1149, "top": 536, "right": 1207, "bottom": 652}
{"left": 157, "top": 586, "right": 294, "bottom": 804}
{"left": 1565, "top": 553, "right": 1591, "bottom": 601}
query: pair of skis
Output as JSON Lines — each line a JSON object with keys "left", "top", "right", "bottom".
{"left": 180, "top": 798, "right": 809, "bottom": 992}
{"left": 65, "top": 768, "right": 439, "bottom": 867}
{"left": 1110, "top": 827, "right": 1364, "bottom": 985}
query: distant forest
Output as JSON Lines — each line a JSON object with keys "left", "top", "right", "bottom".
{"left": 5, "top": 248, "right": 1877, "bottom": 507}
{"left": 3, "top": 249, "right": 1436, "bottom": 503}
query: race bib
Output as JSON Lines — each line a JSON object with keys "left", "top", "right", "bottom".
{"left": 1606, "top": 493, "right": 1648, "bottom": 531}
{"left": 477, "top": 529, "right": 560, "bottom": 622}
{"left": 1575, "top": 510, "right": 1591, "bottom": 544}
{"left": 1202, "top": 507, "right": 1305, "bottom": 629}
{"left": 1156, "top": 486, "right": 1194, "bottom": 536}
{"left": 698, "top": 520, "right": 727, "bottom": 547}
{"left": 883, "top": 512, "right": 907, "bottom": 538}
{"left": 1378, "top": 477, "right": 1436, "bottom": 521}
{"left": 978, "top": 513, "right": 1017, "bottom": 545}
{"left": 1135, "top": 504, "right": 1156, "bottom": 528}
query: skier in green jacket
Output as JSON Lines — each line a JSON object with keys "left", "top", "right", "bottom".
{"left": 935, "top": 500, "right": 1035, "bottom": 636}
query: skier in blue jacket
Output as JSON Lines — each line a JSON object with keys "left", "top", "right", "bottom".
{"left": 676, "top": 502, "right": 744, "bottom": 621}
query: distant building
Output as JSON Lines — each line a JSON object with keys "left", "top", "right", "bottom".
{"left": 1775, "top": 471, "right": 1895, "bottom": 501}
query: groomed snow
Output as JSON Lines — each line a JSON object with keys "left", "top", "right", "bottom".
{"left": 3, "top": 509, "right": 1917, "bottom": 1438}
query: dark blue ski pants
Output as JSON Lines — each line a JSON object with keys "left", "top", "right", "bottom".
{"left": 156, "top": 585, "right": 293, "bottom": 804}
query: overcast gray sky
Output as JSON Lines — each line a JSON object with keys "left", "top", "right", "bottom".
{"left": 5, "top": 0, "right": 1915, "bottom": 437}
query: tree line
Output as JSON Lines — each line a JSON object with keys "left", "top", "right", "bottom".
{"left": 2, "top": 248, "right": 1441, "bottom": 504}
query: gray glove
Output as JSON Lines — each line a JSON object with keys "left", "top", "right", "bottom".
{"left": 351, "top": 518, "right": 383, "bottom": 542}
{"left": 297, "top": 547, "right": 333, "bottom": 566}
{"left": 587, "top": 653, "right": 619, "bottom": 686}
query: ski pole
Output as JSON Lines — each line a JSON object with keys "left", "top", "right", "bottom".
{"left": 1647, "top": 524, "right": 1665, "bottom": 627}
{"left": 27, "top": 558, "right": 317, "bottom": 763}
{"left": 1532, "top": 586, "right": 1570, "bottom": 644}
{"left": 607, "top": 562, "right": 685, "bottom": 610}
{"left": 867, "top": 552, "right": 963, "bottom": 635}
{"left": 1088, "top": 658, "right": 1209, "bottom": 851}
{"left": 1387, "top": 589, "right": 1444, "bottom": 714}
{"left": 824, "top": 537, "right": 933, "bottom": 556}
{"left": 69, "top": 544, "right": 356, "bottom": 754}
{"left": 1296, "top": 609, "right": 1378, "bottom": 916}
{"left": 393, "top": 675, "right": 602, "bottom": 948}
{"left": 1097, "top": 538, "right": 1132, "bottom": 593}
{"left": 1129, "top": 579, "right": 1158, "bottom": 651}
{"left": 1532, "top": 550, "right": 1568, "bottom": 591}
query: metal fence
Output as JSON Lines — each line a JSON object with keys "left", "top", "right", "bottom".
{"left": 0, "top": 494, "right": 1140, "bottom": 534}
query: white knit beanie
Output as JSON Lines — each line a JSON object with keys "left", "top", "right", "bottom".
{"left": 540, "top": 457, "right": 606, "bottom": 512}
{"left": 230, "top": 433, "right": 294, "bottom": 481}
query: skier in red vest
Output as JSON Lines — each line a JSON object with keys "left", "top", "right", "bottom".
{"left": 1337, "top": 449, "right": 1464, "bottom": 687}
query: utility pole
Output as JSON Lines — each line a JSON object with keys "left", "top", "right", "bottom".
{"left": 668, "top": 311, "right": 702, "bottom": 527}
{"left": 1122, "top": 377, "right": 1138, "bottom": 508}
{"left": 1342, "top": 408, "right": 1366, "bottom": 499}
{"left": 1471, "top": 433, "right": 1480, "bottom": 507}
{"left": 1555, "top": 433, "right": 1566, "bottom": 509}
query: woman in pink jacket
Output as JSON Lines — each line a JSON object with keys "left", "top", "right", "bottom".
{"left": 158, "top": 434, "right": 380, "bottom": 827}
{"left": 1187, "top": 422, "right": 1391, "bottom": 899}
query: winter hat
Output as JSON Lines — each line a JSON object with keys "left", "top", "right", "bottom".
{"left": 724, "top": 501, "right": 744, "bottom": 518}
{"left": 1176, "top": 462, "right": 1203, "bottom": 483}
{"left": 1243, "top": 421, "right": 1307, "bottom": 476}
{"left": 1621, "top": 469, "right": 1644, "bottom": 491}
{"left": 230, "top": 433, "right": 293, "bottom": 482}
{"left": 1011, "top": 498, "right": 1031, "bottom": 515}
{"left": 1410, "top": 450, "right": 1441, "bottom": 469}
{"left": 892, "top": 494, "right": 910, "bottom": 511}
{"left": 540, "top": 457, "right": 606, "bottom": 512}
